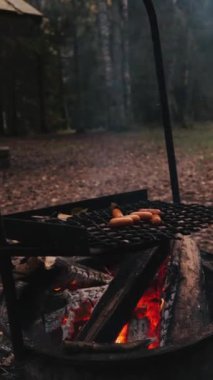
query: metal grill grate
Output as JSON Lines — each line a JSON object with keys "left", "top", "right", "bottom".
{"left": 62, "top": 201, "right": 213, "bottom": 252}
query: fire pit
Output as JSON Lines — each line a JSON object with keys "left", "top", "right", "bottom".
{"left": 0, "top": 1, "right": 213, "bottom": 379}
{"left": 0, "top": 189, "right": 213, "bottom": 380}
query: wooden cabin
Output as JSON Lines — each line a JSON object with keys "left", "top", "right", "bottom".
{"left": 0, "top": 0, "right": 45, "bottom": 135}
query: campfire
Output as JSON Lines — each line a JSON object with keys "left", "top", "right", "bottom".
{"left": 0, "top": 192, "right": 212, "bottom": 357}
{"left": 0, "top": 192, "right": 212, "bottom": 380}
{"left": 16, "top": 236, "right": 209, "bottom": 351}
{"left": 0, "top": 1, "right": 212, "bottom": 378}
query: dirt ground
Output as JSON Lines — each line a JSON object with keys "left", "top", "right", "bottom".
{"left": 0, "top": 126, "right": 212, "bottom": 251}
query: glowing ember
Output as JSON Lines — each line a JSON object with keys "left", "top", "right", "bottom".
{"left": 56, "top": 257, "right": 168, "bottom": 348}
{"left": 116, "top": 258, "right": 168, "bottom": 349}
{"left": 61, "top": 300, "right": 94, "bottom": 340}
{"left": 115, "top": 324, "right": 128, "bottom": 344}
{"left": 69, "top": 280, "right": 78, "bottom": 290}
{"left": 54, "top": 288, "right": 62, "bottom": 292}
{"left": 61, "top": 316, "right": 68, "bottom": 325}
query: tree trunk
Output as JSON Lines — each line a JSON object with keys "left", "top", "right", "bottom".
{"left": 111, "top": 0, "right": 127, "bottom": 130}
{"left": 0, "top": 101, "right": 4, "bottom": 135}
{"left": 37, "top": 53, "right": 48, "bottom": 133}
{"left": 56, "top": 38, "right": 67, "bottom": 130}
{"left": 120, "top": 0, "right": 133, "bottom": 126}
{"left": 96, "top": 0, "right": 114, "bottom": 130}
{"left": 72, "top": 0, "right": 84, "bottom": 133}
{"left": 10, "top": 71, "right": 18, "bottom": 136}
{"left": 166, "top": 3, "right": 180, "bottom": 125}
{"left": 180, "top": 26, "right": 195, "bottom": 128}
{"left": 172, "top": 0, "right": 195, "bottom": 127}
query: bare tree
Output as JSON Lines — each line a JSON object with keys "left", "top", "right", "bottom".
{"left": 120, "top": 0, "right": 132, "bottom": 125}
{"left": 96, "top": 0, "right": 114, "bottom": 129}
{"left": 96, "top": 0, "right": 132, "bottom": 130}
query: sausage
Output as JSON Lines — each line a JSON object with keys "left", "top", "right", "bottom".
{"left": 109, "top": 217, "right": 134, "bottom": 227}
{"left": 127, "top": 214, "right": 141, "bottom": 222}
{"left": 131, "top": 211, "right": 153, "bottom": 220}
{"left": 112, "top": 208, "right": 124, "bottom": 218}
{"left": 139, "top": 208, "right": 162, "bottom": 215}
{"left": 151, "top": 214, "right": 162, "bottom": 225}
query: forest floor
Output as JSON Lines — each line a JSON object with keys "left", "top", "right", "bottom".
{"left": 0, "top": 124, "right": 212, "bottom": 251}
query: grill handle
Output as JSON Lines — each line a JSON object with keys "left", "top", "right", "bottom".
{"left": 143, "top": 0, "right": 180, "bottom": 204}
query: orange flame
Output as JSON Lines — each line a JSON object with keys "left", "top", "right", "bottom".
{"left": 59, "top": 258, "right": 168, "bottom": 348}
{"left": 115, "top": 324, "right": 128, "bottom": 344}
{"left": 116, "top": 258, "right": 168, "bottom": 349}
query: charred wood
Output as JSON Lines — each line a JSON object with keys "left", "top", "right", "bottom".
{"left": 77, "top": 242, "right": 169, "bottom": 343}
{"left": 52, "top": 258, "right": 112, "bottom": 289}
{"left": 160, "top": 238, "right": 180, "bottom": 346}
{"left": 127, "top": 317, "right": 151, "bottom": 342}
{"left": 16, "top": 263, "right": 65, "bottom": 328}
{"left": 0, "top": 254, "right": 111, "bottom": 340}
{"left": 63, "top": 285, "right": 108, "bottom": 308}
{"left": 17, "top": 285, "right": 109, "bottom": 348}
{"left": 13, "top": 257, "right": 43, "bottom": 280}
{"left": 12, "top": 256, "right": 112, "bottom": 287}
{"left": 60, "top": 286, "right": 108, "bottom": 342}
{"left": 43, "top": 286, "right": 108, "bottom": 336}
{"left": 9, "top": 257, "right": 111, "bottom": 329}
{"left": 63, "top": 339, "right": 152, "bottom": 353}
{"left": 167, "top": 236, "right": 209, "bottom": 343}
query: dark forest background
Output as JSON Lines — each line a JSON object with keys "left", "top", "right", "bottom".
{"left": 1, "top": 0, "right": 213, "bottom": 135}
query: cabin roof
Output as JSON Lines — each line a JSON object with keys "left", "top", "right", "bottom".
{"left": 0, "top": 0, "right": 42, "bottom": 17}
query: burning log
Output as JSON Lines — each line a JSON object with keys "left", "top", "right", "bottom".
{"left": 160, "top": 239, "right": 180, "bottom": 346}
{"left": 69, "top": 236, "right": 209, "bottom": 347}
{"left": 45, "top": 286, "right": 108, "bottom": 339}
{"left": 127, "top": 317, "right": 150, "bottom": 342}
{"left": 166, "top": 236, "right": 209, "bottom": 344}
{"left": 13, "top": 255, "right": 112, "bottom": 288}
{"left": 117, "top": 256, "right": 169, "bottom": 347}
{"left": 11, "top": 258, "right": 111, "bottom": 329}
{"left": 21, "top": 285, "right": 109, "bottom": 348}
{"left": 76, "top": 242, "right": 169, "bottom": 343}
{"left": 51, "top": 258, "right": 112, "bottom": 290}
{"left": 62, "top": 285, "right": 109, "bottom": 308}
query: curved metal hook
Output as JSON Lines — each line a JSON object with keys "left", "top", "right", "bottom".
{"left": 143, "top": 0, "right": 180, "bottom": 204}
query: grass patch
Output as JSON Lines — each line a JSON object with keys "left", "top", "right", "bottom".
{"left": 135, "top": 123, "right": 213, "bottom": 157}
{"left": 173, "top": 123, "right": 213, "bottom": 156}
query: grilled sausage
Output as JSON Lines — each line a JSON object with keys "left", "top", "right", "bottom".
{"left": 109, "top": 217, "right": 133, "bottom": 227}
{"left": 131, "top": 211, "right": 153, "bottom": 220}
{"left": 139, "top": 208, "right": 162, "bottom": 215}
{"left": 151, "top": 214, "right": 162, "bottom": 225}
{"left": 112, "top": 208, "right": 124, "bottom": 218}
{"left": 128, "top": 214, "right": 141, "bottom": 222}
